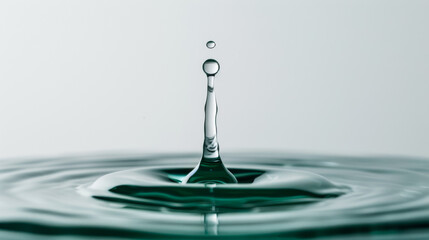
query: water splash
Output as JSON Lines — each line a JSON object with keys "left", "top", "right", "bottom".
{"left": 182, "top": 58, "right": 237, "bottom": 184}
{"left": 1, "top": 39, "right": 428, "bottom": 240}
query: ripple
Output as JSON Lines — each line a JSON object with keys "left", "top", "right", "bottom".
{"left": 0, "top": 153, "right": 429, "bottom": 239}
{"left": 83, "top": 166, "right": 348, "bottom": 213}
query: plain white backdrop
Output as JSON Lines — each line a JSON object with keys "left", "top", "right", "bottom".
{"left": 1, "top": 0, "right": 429, "bottom": 159}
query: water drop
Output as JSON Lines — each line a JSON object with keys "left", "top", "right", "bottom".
{"left": 206, "top": 41, "right": 216, "bottom": 49}
{"left": 202, "top": 59, "right": 220, "bottom": 76}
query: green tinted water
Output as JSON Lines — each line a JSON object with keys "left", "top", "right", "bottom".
{"left": 2, "top": 153, "right": 429, "bottom": 239}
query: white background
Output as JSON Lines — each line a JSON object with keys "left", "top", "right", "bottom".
{"left": 1, "top": 0, "right": 429, "bottom": 159}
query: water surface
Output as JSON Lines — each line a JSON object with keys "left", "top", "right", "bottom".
{"left": 1, "top": 153, "right": 429, "bottom": 239}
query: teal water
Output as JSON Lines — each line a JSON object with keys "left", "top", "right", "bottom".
{"left": 1, "top": 153, "right": 429, "bottom": 239}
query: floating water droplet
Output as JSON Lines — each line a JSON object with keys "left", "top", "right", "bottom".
{"left": 206, "top": 40, "right": 216, "bottom": 49}
{"left": 202, "top": 59, "right": 220, "bottom": 77}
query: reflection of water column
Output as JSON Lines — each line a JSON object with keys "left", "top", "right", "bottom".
{"left": 204, "top": 183, "right": 219, "bottom": 235}
{"left": 204, "top": 212, "right": 219, "bottom": 235}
